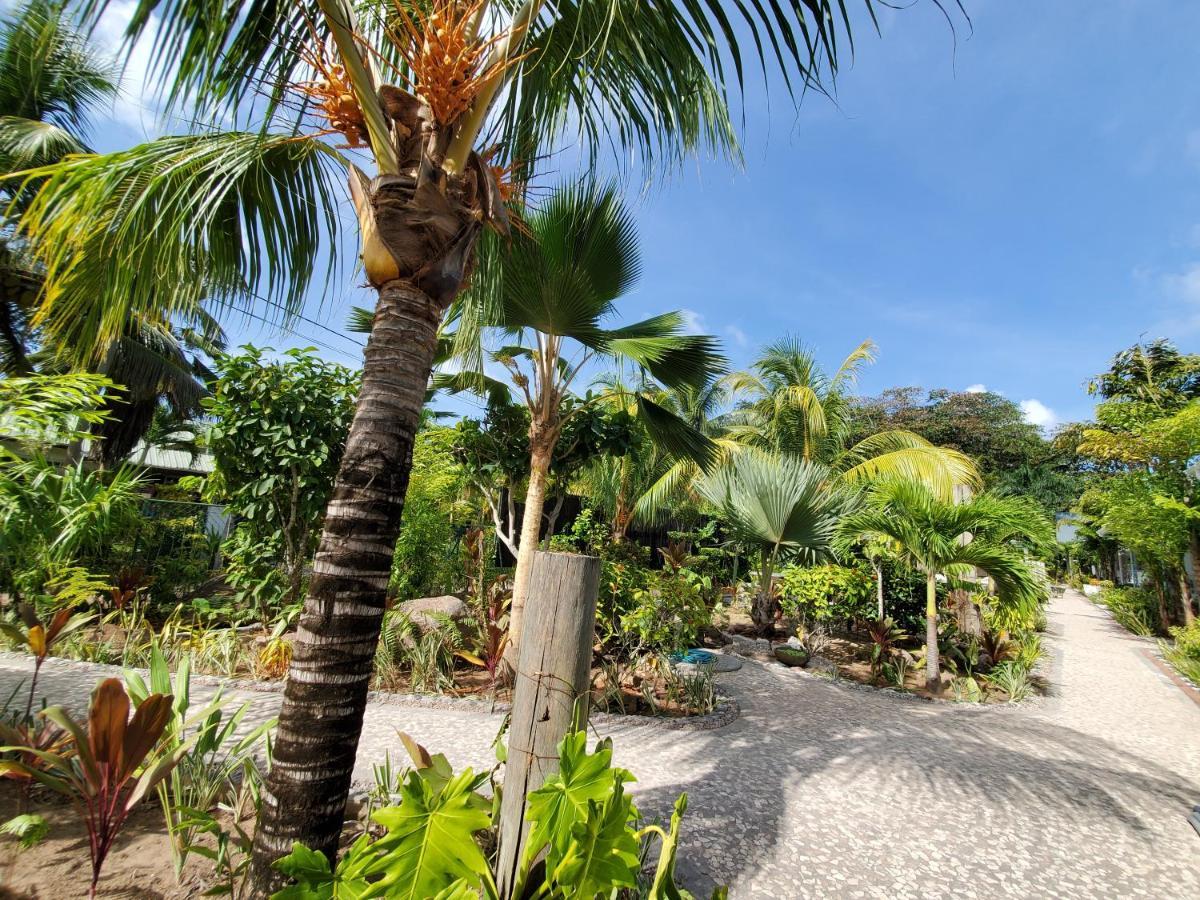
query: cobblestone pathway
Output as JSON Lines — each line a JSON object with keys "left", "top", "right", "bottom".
{"left": 2, "top": 588, "right": 1198, "bottom": 898}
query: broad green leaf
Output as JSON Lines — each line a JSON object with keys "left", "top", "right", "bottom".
{"left": 361, "top": 768, "right": 492, "bottom": 899}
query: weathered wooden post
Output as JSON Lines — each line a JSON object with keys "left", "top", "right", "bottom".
{"left": 495, "top": 551, "right": 600, "bottom": 898}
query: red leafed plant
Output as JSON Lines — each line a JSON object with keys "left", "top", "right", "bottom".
{"left": 457, "top": 575, "right": 511, "bottom": 689}
{"left": 0, "top": 678, "right": 186, "bottom": 898}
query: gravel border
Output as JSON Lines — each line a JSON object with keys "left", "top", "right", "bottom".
{"left": 0, "top": 651, "right": 740, "bottom": 732}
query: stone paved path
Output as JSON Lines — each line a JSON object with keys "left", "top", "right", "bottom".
{"left": 2, "top": 588, "right": 1198, "bottom": 898}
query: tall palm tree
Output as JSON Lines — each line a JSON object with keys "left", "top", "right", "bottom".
{"left": 448, "top": 183, "right": 723, "bottom": 658}
{"left": 579, "top": 378, "right": 729, "bottom": 541}
{"left": 697, "top": 449, "right": 845, "bottom": 629}
{"left": 11, "top": 0, "right": 965, "bottom": 877}
{"left": 836, "top": 479, "right": 1052, "bottom": 692}
{"left": 0, "top": 0, "right": 117, "bottom": 371}
{"left": 725, "top": 338, "right": 980, "bottom": 494}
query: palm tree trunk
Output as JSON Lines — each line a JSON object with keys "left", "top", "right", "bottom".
{"left": 925, "top": 572, "right": 941, "bottom": 693}
{"left": 247, "top": 279, "right": 442, "bottom": 894}
{"left": 874, "top": 561, "right": 884, "bottom": 620}
{"left": 508, "top": 436, "right": 554, "bottom": 664}
{"left": 752, "top": 547, "right": 779, "bottom": 631}
{"left": 1178, "top": 567, "right": 1196, "bottom": 627}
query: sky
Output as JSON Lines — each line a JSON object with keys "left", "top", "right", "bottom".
{"left": 72, "top": 0, "right": 1200, "bottom": 431}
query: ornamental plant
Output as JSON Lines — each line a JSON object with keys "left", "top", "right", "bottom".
{"left": 777, "top": 563, "right": 876, "bottom": 625}
{"left": 0, "top": 678, "right": 188, "bottom": 898}
{"left": 270, "top": 730, "right": 716, "bottom": 900}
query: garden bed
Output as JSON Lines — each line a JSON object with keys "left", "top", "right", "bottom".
{"left": 0, "top": 784, "right": 222, "bottom": 898}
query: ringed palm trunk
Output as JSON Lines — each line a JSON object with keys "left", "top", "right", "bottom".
{"left": 752, "top": 547, "right": 779, "bottom": 631}
{"left": 873, "top": 561, "right": 884, "bottom": 620}
{"left": 508, "top": 430, "right": 556, "bottom": 665}
{"left": 247, "top": 279, "right": 443, "bottom": 892}
{"left": 925, "top": 572, "right": 941, "bottom": 693}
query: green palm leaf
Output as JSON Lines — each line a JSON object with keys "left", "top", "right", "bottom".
{"left": 11, "top": 131, "right": 343, "bottom": 365}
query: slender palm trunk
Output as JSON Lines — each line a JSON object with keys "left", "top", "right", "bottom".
{"left": 925, "top": 572, "right": 940, "bottom": 693}
{"left": 874, "top": 561, "right": 884, "bottom": 620}
{"left": 247, "top": 280, "right": 442, "bottom": 894}
{"left": 508, "top": 434, "right": 555, "bottom": 663}
{"left": 1178, "top": 567, "right": 1196, "bottom": 627}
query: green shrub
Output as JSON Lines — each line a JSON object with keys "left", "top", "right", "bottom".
{"left": 1096, "top": 585, "right": 1158, "bottom": 636}
{"left": 1167, "top": 620, "right": 1200, "bottom": 660}
{"left": 621, "top": 571, "right": 710, "bottom": 655}
{"left": 777, "top": 563, "right": 874, "bottom": 624}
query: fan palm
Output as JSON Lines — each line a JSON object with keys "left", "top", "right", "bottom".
{"left": 836, "top": 479, "right": 1052, "bottom": 692}
{"left": 697, "top": 449, "right": 845, "bottom": 629}
{"left": 10, "top": 0, "right": 966, "bottom": 875}
{"left": 446, "top": 182, "right": 723, "bottom": 658}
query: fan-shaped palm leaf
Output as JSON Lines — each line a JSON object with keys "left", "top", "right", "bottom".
{"left": 696, "top": 449, "right": 843, "bottom": 626}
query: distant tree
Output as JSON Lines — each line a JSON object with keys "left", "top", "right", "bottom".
{"left": 849, "top": 386, "right": 1086, "bottom": 513}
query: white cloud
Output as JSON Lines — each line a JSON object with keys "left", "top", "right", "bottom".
{"left": 679, "top": 309, "right": 707, "bottom": 334}
{"left": 1020, "top": 399, "right": 1058, "bottom": 431}
{"left": 1163, "top": 262, "right": 1200, "bottom": 305}
{"left": 965, "top": 383, "right": 987, "bottom": 394}
{"left": 725, "top": 324, "right": 750, "bottom": 349}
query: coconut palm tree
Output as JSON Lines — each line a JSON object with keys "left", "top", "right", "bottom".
{"left": 697, "top": 449, "right": 845, "bottom": 629}
{"left": 447, "top": 182, "right": 723, "bottom": 658}
{"left": 725, "top": 337, "right": 980, "bottom": 494}
{"left": 836, "top": 479, "right": 1052, "bottom": 693}
{"left": 0, "top": 0, "right": 118, "bottom": 371}
{"left": 11, "top": 0, "right": 965, "bottom": 877}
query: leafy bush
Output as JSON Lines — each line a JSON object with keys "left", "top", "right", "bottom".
{"left": 1160, "top": 639, "right": 1200, "bottom": 687}
{"left": 1096, "top": 585, "right": 1158, "bottom": 636}
{"left": 202, "top": 346, "right": 358, "bottom": 618}
{"left": 1168, "top": 620, "right": 1200, "bottom": 660}
{"left": 271, "top": 730, "right": 711, "bottom": 899}
{"left": 390, "top": 426, "right": 469, "bottom": 601}
{"left": 777, "top": 563, "right": 874, "bottom": 624}
{"left": 621, "top": 571, "right": 711, "bottom": 655}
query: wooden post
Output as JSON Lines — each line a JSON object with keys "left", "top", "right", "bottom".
{"left": 495, "top": 551, "right": 600, "bottom": 898}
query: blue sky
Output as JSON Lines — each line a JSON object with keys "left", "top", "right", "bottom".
{"left": 80, "top": 0, "right": 1200, "bottom": 430}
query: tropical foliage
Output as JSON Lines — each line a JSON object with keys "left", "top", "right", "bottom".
{"left": 837, "top": 479, "right": 1052, "bottom": 691}
{"left": 200, "top": 346, "right": 358, "bottom": 616}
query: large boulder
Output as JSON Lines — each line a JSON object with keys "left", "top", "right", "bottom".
{"left": 397, "top": 595, "right": 469, "bottom": 633}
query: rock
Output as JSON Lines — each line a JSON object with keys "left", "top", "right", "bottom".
{"left": 397, "top": 595, "right": 468, "bottom": 632}
{"left": 807, "top": 655, "right": 838, "bottom": 676}
{"left": 786, "top": 636, "right": 804, "bottom": 649}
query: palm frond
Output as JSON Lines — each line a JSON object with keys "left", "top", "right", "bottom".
{"left": 0, "top": 117, "right": 86, "bottom": 174}
{"left": 696, "top": 448, "right": 842, "bottom": 564}
{"left": 0, "top": 0, "right": 118, "bottom": 136}
{"left": 12, "top": 131, "right": 344, "bottom": 365}
{"left": 637, "top": 395, "right": 718, "bottom": 471}
{"left": 839, "top": 430, "right": 981, "bottom": 500}
{"left": 495, "top": 181, "right": 639, "bottom": 339}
